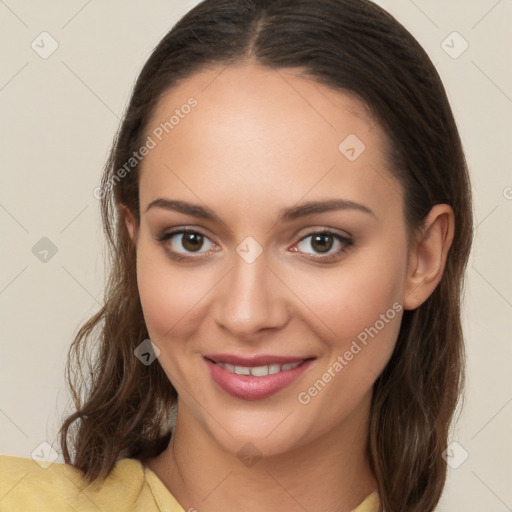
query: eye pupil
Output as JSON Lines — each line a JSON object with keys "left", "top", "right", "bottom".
{"left": 311, "top": 234, "right": 333, "bottom": 253}
{"left": 182, "top": 233, "right": 203, "bottom": 252}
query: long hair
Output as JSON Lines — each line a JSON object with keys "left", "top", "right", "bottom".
{"left": 59, "top": 1, "right": 473, "bottom": 510}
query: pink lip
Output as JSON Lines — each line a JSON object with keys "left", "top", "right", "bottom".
{"left": 204, "top": 356, "right": 315, "bottom": 401}
{"left": 204, "top": 353, "right": 310, "bottom": 366}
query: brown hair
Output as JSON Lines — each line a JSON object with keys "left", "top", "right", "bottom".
{"left": 59, "top": 1, "right": 473, "bottom": 510}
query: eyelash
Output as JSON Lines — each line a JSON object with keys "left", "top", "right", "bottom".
{"left": 155, "top": 228, "right": 354, "bottom": 263}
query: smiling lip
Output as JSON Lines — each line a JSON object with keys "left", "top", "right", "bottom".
{"left": 204, "top": 353, "right": 310, "bottom": 366}
{"left": 204, "top": 354, "right": 316, "bottom": 400}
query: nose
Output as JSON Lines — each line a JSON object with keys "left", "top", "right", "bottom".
{"left": 214, "top": 251, "right": 290, "bottom": 340}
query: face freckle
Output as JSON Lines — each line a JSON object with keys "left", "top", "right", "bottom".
{"left": 132, "top": 62, "right": 409, "bottom": 457}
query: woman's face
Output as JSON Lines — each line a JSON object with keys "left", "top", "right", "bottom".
{"left": 131, "top": 63, "right": 410, "bottom": 456}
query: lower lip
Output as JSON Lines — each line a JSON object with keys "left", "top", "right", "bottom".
{"left": 204, "top": 357, "right": 315, "bottom": 400}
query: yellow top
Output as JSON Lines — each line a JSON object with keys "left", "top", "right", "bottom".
{"left": 0, "top": 455, "right": 379, "bottom": 511}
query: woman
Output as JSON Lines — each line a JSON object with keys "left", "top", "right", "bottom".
{"left": 0, "top": 0, "right": 473, "bottom": 511}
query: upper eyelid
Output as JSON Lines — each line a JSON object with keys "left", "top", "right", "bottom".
{"left": 296, "top": 227, "right": 351, "bottom": 240}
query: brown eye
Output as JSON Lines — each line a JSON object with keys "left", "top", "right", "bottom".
{"left": 310, "top": 234, "right": 334, "bottom": 253}
{"left": 295, "top": 231, "right": 353, "bottom": 260}
{"left": 157, "top": 229, "right": 216, "bottom": 259}
{"left": 181, "top": 232, "right": 204, "bottom": 252}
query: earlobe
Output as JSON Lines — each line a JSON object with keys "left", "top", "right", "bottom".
{"left": 120, "top": 204, "right": 138, "bottom": 243}
{"left": 403, "top": 204, "right": 455, "bottom": 310}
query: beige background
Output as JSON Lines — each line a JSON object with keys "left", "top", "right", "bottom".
{"left": 1, "top": 0, "right": 511, "bottom": 510}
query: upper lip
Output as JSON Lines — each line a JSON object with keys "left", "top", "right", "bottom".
{"left": 204, "top": 353, "right": 315, "bottom": 367}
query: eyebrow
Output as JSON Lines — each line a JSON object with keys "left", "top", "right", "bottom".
{"left": 145, "top": 198, "right": 375, "bottom": 223}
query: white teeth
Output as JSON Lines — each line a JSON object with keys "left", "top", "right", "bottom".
{"left": 268, "top": 364, "right": 281, "bottom": 375}
{"left": 217, "top": 360, "right": 303, "bottom": 376}
{"left": 250, "top": 365, "right": 269, "bottom": 377}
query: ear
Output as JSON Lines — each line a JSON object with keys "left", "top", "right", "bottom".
{"left": 120, "top": 204, "right": 138, "bottom": 244}
{"left": 403, "top": 204, "right": 455, "bottom": 310}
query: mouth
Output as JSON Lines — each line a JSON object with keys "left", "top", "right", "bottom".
{"left": 206, "top": 358, "right": 307, "bottom": 376}
{"left": 203, "top": 354, "right": 316, "bottom": 400}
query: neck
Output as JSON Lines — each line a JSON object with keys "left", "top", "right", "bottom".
{"left": 144, "top": 391, "right": 377, "bottom": 512}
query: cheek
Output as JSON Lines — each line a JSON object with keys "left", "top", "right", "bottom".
{"left": 135, "top": 239, "right": 209, "bottom": 344}
{"left": 289, "top": 242, "right": 406, "bottom": 401}
{"left": 292, "top": 276, "right": 404, "bottom": 428}
{"left": 293, "top": 247, "right": 406, "bottom": 343}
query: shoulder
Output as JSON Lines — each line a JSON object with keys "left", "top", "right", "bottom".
{"left": 352, "top": 490, "right": 380, "bottom": 512}
{"left": 0, "top": 454, "right": 159, "bottom": 511}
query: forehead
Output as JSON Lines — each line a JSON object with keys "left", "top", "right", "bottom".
{"left": 138, "top": 62, "right": 402, "bottom": 221}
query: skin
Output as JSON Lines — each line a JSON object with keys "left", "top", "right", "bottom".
{"left": 124, "top": 62, "right": 454, "bottom": 512}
